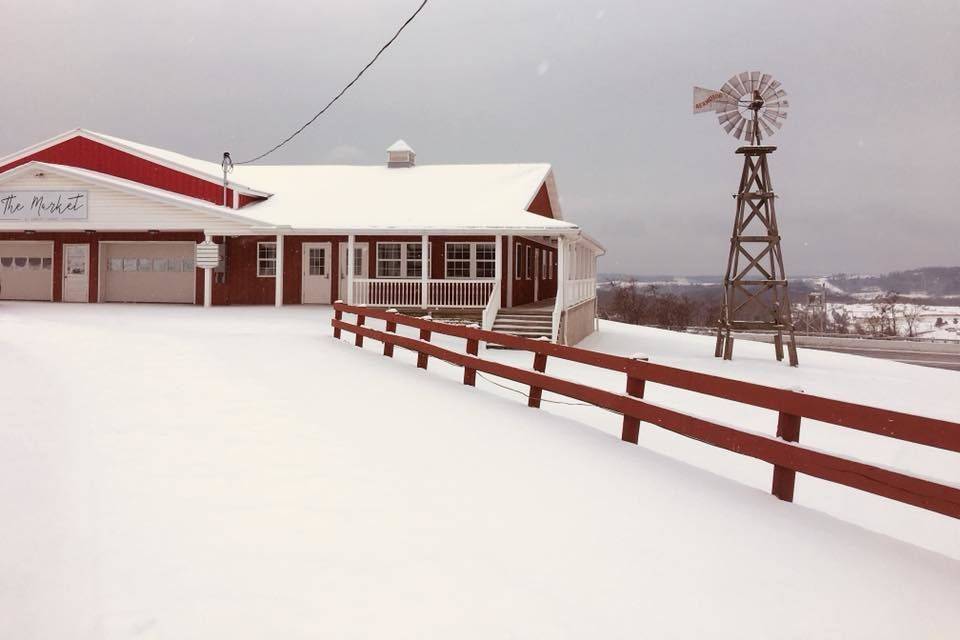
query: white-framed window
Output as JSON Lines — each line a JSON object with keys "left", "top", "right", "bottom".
{"left": 257, "top": 242, "right": 277, "bottom": 277}
{"left": 307, "top": 247, "right": 326, "bottom": 276}
{"left": 514, "top": 242, "right": 522, "bottom": 280}
{"left": 445, "top": 242, "right": 496, "bottom": 279}
{"left": 525, "top": 246, "right": 533, "bottom": 280}
{"left": 376, "top": 242, "right": 428, "bottom": 278}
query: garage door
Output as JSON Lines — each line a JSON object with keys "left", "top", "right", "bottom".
{"left": 0, "top": 242, "right": 54, "bottom": 301}
{"left": 101, "top": 242, "right": 196, "bottom": 303}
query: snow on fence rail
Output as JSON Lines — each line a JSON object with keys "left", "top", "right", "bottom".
{"left": 331, "top": 302, "right": 960, "bottom": 520}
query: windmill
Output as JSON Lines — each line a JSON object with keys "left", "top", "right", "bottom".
{"left": 694, "top": 71, "right": 799, "bottom": 366}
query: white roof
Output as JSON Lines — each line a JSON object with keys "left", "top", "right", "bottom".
{"left": 386, "top": 139, "right": 414, "bottom": 153}
{"left": 231, "top": 163, "right": 576, "bottom": 233}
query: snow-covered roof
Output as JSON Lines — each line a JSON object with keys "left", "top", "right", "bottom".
{"left": 231, "top": 163, "right": 578, "bottom": 233}
{"left": 1, "top": 129, "right": 592, "bottom": 238}
{"left": 386, "top": 139, "right": 414, "bottom": 153}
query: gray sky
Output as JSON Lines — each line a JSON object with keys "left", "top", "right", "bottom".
{"left": 5, "top": 0, "right": 959, "bottom": 275}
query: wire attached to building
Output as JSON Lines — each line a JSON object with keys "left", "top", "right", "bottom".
{"left": 235, "top": 0, "right": 430, "bottom": 165}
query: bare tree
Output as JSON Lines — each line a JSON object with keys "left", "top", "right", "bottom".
{"left": 902, "top": 304, "right": 923, "bottom": 337}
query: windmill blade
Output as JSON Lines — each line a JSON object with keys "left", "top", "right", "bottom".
{"left": 757, "top": 73, "right": 772, "bottom": 96}
{"left": 749, "top": 71, "right": 761, "bottom": 93}
{"left": 738, "top": 71, "right": 752, "bottom": 94}
{"left": 762, "top": 113, "right": 784, "bottom": 129}
{"left": 733, "top": 117, "right": 748, "bottom": 139}
{"left": 761, "top": 80, "right": 781, "bottom": 100}
{"left": 718, "top": 110, "right": 741, "bottom": 126}
{"left": 721, "top": 82, "right": 740, "bottom": 100}
{"left": 723, "top": 113, "right": 744, "bottom": 134}
{"left": 728, "top": 73, "right": 747, "bottom": 96}
{"left": 758, "top": 117, "right": 775, "bottom": 138}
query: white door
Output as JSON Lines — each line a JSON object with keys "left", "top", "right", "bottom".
{"left": 338, "top": 242, "right": 368, "bottom": 302}
{"left": 302, "top": 242, "right": 332, "bottom": 304}
{"left": 62, "top": 244, "right": 90, "bottom": 303}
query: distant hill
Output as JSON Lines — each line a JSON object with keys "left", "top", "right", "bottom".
{"left": 600, "top": 266, "right": 960, "bottom": 305}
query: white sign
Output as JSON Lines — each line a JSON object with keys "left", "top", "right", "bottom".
{"left": 0, "top": 190, "right": 89, "bottom": 220}
{"left": 195, "top": 240, "right": 220, "bottom": 269}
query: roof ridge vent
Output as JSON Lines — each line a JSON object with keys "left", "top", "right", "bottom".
{"left": 387, "top": 139, "right": 415, "bottom": 168}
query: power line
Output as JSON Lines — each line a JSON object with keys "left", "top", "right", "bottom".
{"left": 236, "top": 0, "right": 430, "bottom": 165}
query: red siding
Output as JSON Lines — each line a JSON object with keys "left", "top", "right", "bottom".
{"left": 238, "top": 193, "right": 266, "bottom": 208}
{"left": 511, "top": 236, "right": 557, "bottom": 306}
{"left": 0, "top": 135, "right": 236, "bottom": 206}
{"left": 211, "top": 236, "right": 276, "bottom": 305}
{"left": 526, "top": 182, "right": 554, "bottom": 218}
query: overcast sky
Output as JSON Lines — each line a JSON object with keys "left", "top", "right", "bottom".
{"left": 5, "top": 0, "right": 959, "bottom": 275}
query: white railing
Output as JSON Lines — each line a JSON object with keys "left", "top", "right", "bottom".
{"left": 353, "top": 279, "right": 422, "bottom": 307}
{"left": 564, "top": 278, "right": 597, "bottom": 309}
{"left": 481, "top": 282, "right": 501, "bottom": 330}
{"left": 352, "top": 278, "right": 497, "bottom": 308}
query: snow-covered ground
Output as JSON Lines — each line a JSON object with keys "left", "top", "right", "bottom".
{"left": 2, "top": 303, "right": 959, "bottom": 639}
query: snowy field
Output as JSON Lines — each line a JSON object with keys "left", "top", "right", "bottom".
{"left": 2, "top": 302, "right": 959, "bottom": 639}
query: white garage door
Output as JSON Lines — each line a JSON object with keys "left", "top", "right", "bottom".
{"left": 101, "top": 242, "right": 196, "bottom": 303}
{"left": 0, "top": 242, "right": 54, "bottom": 301}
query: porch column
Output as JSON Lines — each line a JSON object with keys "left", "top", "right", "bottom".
{"left": 556, "top": 236, "right": 566, "bottom": 311}
{"left": 494, "top": 234, "right": 502, "bottom": 285}
{"left": 274, "top": 233, "right": 284, "bottom": 307}
{"left": 421, "top": 234, "right": 429, "bottom": 309}
{"left": 203, "top": 232, "right": 213, "bottom": 308}
{"left": 506, "top": 235, "right": 514, "bottom": 308}
{"left": 347, "top": 234, "right": 355, "bottom": 305}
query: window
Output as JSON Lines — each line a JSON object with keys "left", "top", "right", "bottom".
{"left": 548, "top": 253, "right": 553, "bottom": 280}
{"left": 153, "top": 258, "right": 169, "bottom": 272}
{"left": 445, "top": 242, "right": 496, "bottom": 279}
{"left": 405, "top": 243, "right": 424, "bottom": 278}
{"left": 182, "top": 258, "right": 195, "bottom": 272}
{"left": 123, "top": 258, "right": 137, "bottom": 272}
{"left": 445, "top": 243, "right": 471, "bottom": 278}
{"left": 375, "top": 242, "right": 427, "bottom": 278}
{"left": 28, "top": 257, "right": 42, "bottom": 270}
{"left": 308, "top": 247, "right": 326, "bottom": 276}
{"left": 514, "top": 243, "right": 522, "bottom": 280}
{"left": 137, "top": 258, "right": 152, "bottom": 272}
{"left": 542, "top": 250, "right": 548, "bottom": 279}
{"left": 257, "top": 242, "right": 277, "bottom": 277}
{"left": 525, "top": 246, "right": 533, "bottom": 279}
{"left": 476, "top": 243, "right": 496, "bottom": 278}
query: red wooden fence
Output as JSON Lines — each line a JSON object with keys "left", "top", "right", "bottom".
{"left": 332, "top": 302, "right": 960, "bottom": 519}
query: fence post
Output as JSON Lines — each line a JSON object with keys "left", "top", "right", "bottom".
{"left": 333, "top": 303, "right": 343, "bottom": 339}
{"left": 621, "top": 354, "right": 648, "bottom": 444}
{"left": 463, "top": 324, "right": 479, "bottom": 386}
{"left": 771, "top": 411, "right": 802, "bottom": 502}
{"left": 417, "top": 315, "right": 432, "bottom": 370}
{"left": 528, "top": 347, "right": 549, "bottom": 408}
{"left": 355, "top": 312, "right": 365, "bottom": 348}
{"left": 384, "top": 308, "right": 398, "bottom": 357}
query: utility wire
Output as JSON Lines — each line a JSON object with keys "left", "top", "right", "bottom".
{"left": 236, "top": 0, "right": 430, "bottom": 165}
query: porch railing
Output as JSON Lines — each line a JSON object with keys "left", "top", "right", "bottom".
{"left": 565, "top": 278, "right": 597, "bottom": 309}
{"left": 481, "top": 282, "right": 501, "bottom": 330}
{"left": 352, "top": 278, "right": 497, "bottom": 308}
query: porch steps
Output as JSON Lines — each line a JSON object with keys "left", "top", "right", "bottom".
{"left": 492, "top": 310, "right": 554, "bottom": 342}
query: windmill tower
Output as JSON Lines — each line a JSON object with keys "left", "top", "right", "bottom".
{"left": 694, "top": 71, "right": 799, "bottom": 366}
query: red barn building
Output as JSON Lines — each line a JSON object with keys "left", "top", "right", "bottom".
{"left": 0, "top": 129, "right": 602, "bottom": 343}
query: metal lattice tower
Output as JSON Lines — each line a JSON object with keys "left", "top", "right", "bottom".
{"left": 693, "top": 71, "right": 798, "bottom": 366}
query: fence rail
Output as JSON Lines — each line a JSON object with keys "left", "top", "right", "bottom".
{"left": 331, "top": 302, "right": 960, "bottom": 520}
